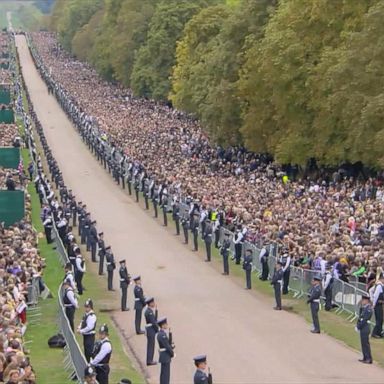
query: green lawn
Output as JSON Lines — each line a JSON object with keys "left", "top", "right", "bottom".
{"left": 0, "top": 1, "right": 45, "bottom": 31}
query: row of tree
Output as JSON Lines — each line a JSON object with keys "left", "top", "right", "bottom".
{"left": 50, "top": 0, "right": 384, "bottom": 168}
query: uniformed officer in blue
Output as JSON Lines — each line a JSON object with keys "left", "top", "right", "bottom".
{"left": 307, "top": 276, "right": 322, "bottom": 333}
{"left": 181, "top": 215, "right": 189, "bottom": 244}
{"left": 203, "top": 219, "right": 213, "bottom": 262}
{"left": 242, "top": 249, "right": 253, "bottom": 289}
{"left": 157, "top": 317, "right": 174, "bottom": 384}
{"left": 119, "top": 260, "right": 130, "bottom": 311}
{"left": 62, "top": 279, "right": 78, "bottom": 331}
{"left": 105, "top": 246, "right": 115, "bottom": 291}
{"left": 77, "top": 298, "right": 97, "bottom": 362}
{"left": 133, "top": 276, "right": 145, "bottom": 334}
{"left": 271, "top": 261, "right": 284, "bottom": 310}
{"left": 220, "top": 233, "right": 231, "bottom": 275}
{"left": 83, "top": 365, "right": 97, "bottom": 384}
{"left": 91, "top": 324, "right": 112, "bottom": 384}
{"left": 356, "top": 293, "right": 373, "bottom": 364}
{"left": 144, "top": 297, "right": 159, "bottom": 366}
{"left": 193, "top": 355, "right": 213, "bottom": 384}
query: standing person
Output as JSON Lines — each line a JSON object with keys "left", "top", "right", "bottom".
{"left": 91, "top": 324, "right": 112, "bottom": 384}
{"left": 62, "top": 280, "right": 78, "bottom": 331}
{"left": 119, "top": 260, "right": 130, "bottom": 311}
{"left": 144, "top": 297, "right": 158, "bottom": 366}
{"left": 89, "top": 221, "right": 98, "bottom": 263}
{"left": 271, "top": 262, "right": 284, "bottom": 310}
{"left": 172, "top": 198, "right": 180, "bottom": 236}
{"left": 64, "top": 262, "right": 76, "bottom": 290}
{"left": 134, "top": 276, "right": 145, "bottom": 334}
{"left": 192, "top": 213, "right": 199, "bottom": 252}
{"left": 233, "top": 226, "right": 243, "bottom": 265}
{"left": 322, "top": 264, "right": 334, "bottom": 311}
{"left": 203, "top": 219, "right": 213, "bottom": 262}
{"left": 43, "top": 215, "right": 53, "bottom": 244}
{"left": 371, "top": 274, "right": 384, "bottom": 338}
{"left": 105, "top": 246, "right": 115, "bottom": 291}
{"left": 77, "top": 299, "right": 97, "bottom": 362}
{"left": 193, "top": 355, "right": 212, "bottom": 384}
{"left": 307, "top": 276, "right": 322, "bottom": 334}
{"left": 243, "top": 249, "right": 253, "bottom": 289}
{"left": 220, "top": 233, "right": 231, "bottom": 275}
{"left": 75, "top": 248, "right": 86, "bottom": 295}
{"left": 181, "top": 215, "right": 189, "bottom": 244}
{"left": 98, "top": 232, "right": 106, "bottom": 275}
{"left": 357, "top": 294, "right": 373, "bottom": 364}
{"left": 157, "top": 318, "right": 174, "bottom": 384}
{"left": 259, "top": 242, "right": 269, "bottom": 281}
{"left": 280, "top": 248, "right": 291, "bottom": 295}
{"left": 162, "top": 190, "right": 168, "bottom": 227}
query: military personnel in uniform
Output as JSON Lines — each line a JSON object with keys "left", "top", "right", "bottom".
{"left": 193, "top": 355, "right": 212, "bottom": 384}
{"left": 271, "top": 262, "right": 284, "bottom": 310}
{"left": 307, "top": 276, "right": 322, "bottom": 333}
{"left": 98, "top": 232, "right": 106, "bottom": 275}
{"left": 91, "top": 324, "right": 112, "bottom": 384}
{"left": 203, "top": 219, "right": 213, "bottom": 262}
{"left": 157, "top": 318, "right": 174, "bottom": 384}
{"left": 105, "top": 246, "right": 115, "bottom": 291}
{"left": 181, "top": 215, "right": 189, "bottom": 244}
{"left": 83, "top": 365, "right": 97, "bottom": 384}
{"left": 62, "top": 279, "right": 78, "bottom": 331}
{"left": 77, "top": 299, "right": 97, "bottom": 362}
{"left": 357, "top": 294, "right": 373, "bottom": 364}
{"left": 242, "top": 249, "right": 253, "bottom": 289}
{"left": 144, "top": 297, "right": 158, "bottom": 366}
{"left": 220, "top": 233, "right": 231, "bottom": 275}
{"left": 119, "top": 260, "right": 130, "bottom": 311}
{"left": 134, "top": 276, "right": 145, "bottom": 334}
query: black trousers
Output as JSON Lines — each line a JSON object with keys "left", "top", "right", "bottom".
{"left": 214, "top": 230, "right": 220, "bottom": 248}
{"left": 107, "top": 270, "right": 113, "bottom": 290}
{"left": 205, "top": 240, "right": 211, "bottom": 261}
{"left": 146, "top": 329, "right": 156, "bottom": 364}
{"left": 83, "top": 334, "right": 95, "bottom": 362}
{"left": 261, "top": 259, "right": 269, "bottom": 280}
{"left": 135, "top": 307, "right": 143, "bottom": 333}
{"left": 99, "top": 252, "right": 105, "bottom": 275}
{"left": 310, "top": 302, "right": 320, "bottom": 332}
{"left": 274, "top": 283, "right": 282, "bottom": 309}
{"left": 324, "top": 286, "right": 332, "bottom": 311}
{"left": 160, "top": 362, "right": 170, "bottom": 384}
{"left": 153, "top": 201, "right": 158, "bottom": 218}
{"left": 145, "top": 196, "right": 149, "bottom": 210}
{"left": 235, "top": 244, "right": 242, "bottom": 264}
{"left": 96, "top": 365, "right": 110, "bottom": 384}
{"left": 128, "top": 181, "right": 132, "bottom": 195}
{"left": 65, "top": 306, "right": 75, "bottom": 331}
{"left": 75, "top": 271, "right": 83, "bottom": 295}
{"left": 282, "top": 268, "right": 290, "bottom": 294}
{"left": 193, "top": 230, "right": 198, "bottom": 251}
{"left": 372, "top": 304, "right": 383, "bottom": 337}
{"left": 245, "top": 269, "right": 251, "bottom": 289}
{"left": 44, "top": 226, "right": 52, "bottom": 243}
{"left": 183, "top": 226, "right": 188, "bottom": 244}
{"left": 175, "top": 218, "right": 180, "bottom": 235}
{"left": 121, "top": 285, "right": 128, "bottom": 310}
{"left": 223, "top": 255, "right": 229, "bottom": 274}
{"left": 72, "top": 212, "right": 77, "bottom": 227}
{"left": 360, "top": 326, "right": 372, "bottom": 361}
{"left": 163, "top": 208, "right": 168, "bottom": 226}
{"left": 90, "top": 241, "right": 97, "bottom": 262}
{"left": 135, "top": 189, "right": 139, "bottom": 202}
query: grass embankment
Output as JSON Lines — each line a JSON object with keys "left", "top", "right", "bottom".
{"left": 0, "top": 1, "right": 45, "bottom": 31}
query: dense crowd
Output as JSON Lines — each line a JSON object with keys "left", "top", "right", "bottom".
{"left": 30, "top": 32, "right": 384, "bottom": 289}
{"left": 0, "top": 125, "right": 20, "bottom": 147}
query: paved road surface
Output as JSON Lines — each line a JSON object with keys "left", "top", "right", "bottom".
{"left": 16, "top": 35, "right": 384, "bottom": 383}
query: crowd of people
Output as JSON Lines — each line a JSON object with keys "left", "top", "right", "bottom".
{"left": 29, "top": 32, "right": 384, "bottom": 293}
{"left": 0, "top": 125, "right": 20, "bottom": 147}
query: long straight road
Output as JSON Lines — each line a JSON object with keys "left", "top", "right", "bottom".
{"left": 16, "top": 35, "right": 384, "bottom": 383}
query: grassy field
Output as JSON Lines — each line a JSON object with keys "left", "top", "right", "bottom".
{"left": 0, "top": 1, "right": 45, "bottom": 31}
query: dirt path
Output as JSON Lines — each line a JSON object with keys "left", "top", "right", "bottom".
{"left": 15, "top": 35, "right": 384, "bottom": 383}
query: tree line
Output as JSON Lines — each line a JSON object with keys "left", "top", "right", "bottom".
{"left": 50, "top": 0, "right": 384, "bottom": 168}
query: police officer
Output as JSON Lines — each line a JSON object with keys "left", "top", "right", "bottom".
{"left": 83, "top": 365, "right": 97, "bottom": 384}
{"left": 144, "top": 297, "right": 158, "bottom": 366}
{"left": 356, "top": 294, "right": 373, "bottom": 364}
{"left": 62, "top": 279, "right": 78, "bottom": 331}
{"left": 77, "top": 299, "right": 97, "bottom": 362}
{"left": 75, "top": 248, "right": 86, "bottom": 295}
{"left": 307, "top": 276, "right": 322, "bottom": 333}
{"left": 98, "top": 232, "right": 106, "bottom": 275}
{"left": 193, "top": 355, "right": 212, "bottom": 384}
{"left": 157, "top": 318, "right": 174, "bottom": 384}
{"left": 162, "top": 190, "right": 168, "bottom": 227}
{"left": 192, "top": 212, "right": 199, "bottom": 252}
{"left": 64, "top": 262, "right": 76, "bottom": 290}
{"left": 271, "top": 262, "right": 284, "bottom": 310}
{"left": 259, "top": 242, "right": 269, "bottom": 281}
{"left": 181, "top": 215, "right": 189, "bottom": 244}
{"left": 91, "top": 324, "right": 112, "bottom": 384}
{"left": 280, "top": 248, "right": 291, "bottom": 295}
{"left": 242, "top": 249, "right": 253, "bottom": 289}
{"left": 105, "top": 246, "right": 116, "bottom": 291}
{"left": 322, "top": 264, "right": 334, "bottom": 311}
{"left": 233, "top": 226, "right": 243, "bottom": 265}
{"left": 43, "top": 215, "right": 53, "bottom": 244}
{"left": 119, "top": 260, "right": 130, "bottom": 311}
{"left": 89, "top": 221, "right": 98, "bottom": 262}
{"left": 172, "top": 198, "right": 180, "bottom": 236}
{"left": 133, "top": 276, "right": 145, "bottom": 334}
{"left": 371, "top": 274, "right": 384, "bottom": 338}
{"left": 83, "top": 212, "right": 91, "bottom": 248}
{"left": 203, "top": 219, "right": 213, "bottom": 262}
{"left": 220, "top": 233, "right": 231, "bottom": 275}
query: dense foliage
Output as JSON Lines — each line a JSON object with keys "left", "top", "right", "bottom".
{"left": 50, "top": 0, "right": 383, "bottom": 167}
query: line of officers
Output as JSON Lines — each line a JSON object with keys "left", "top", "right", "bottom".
{"left": 63, "top": 264, "right": 213, "bottom": 384}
